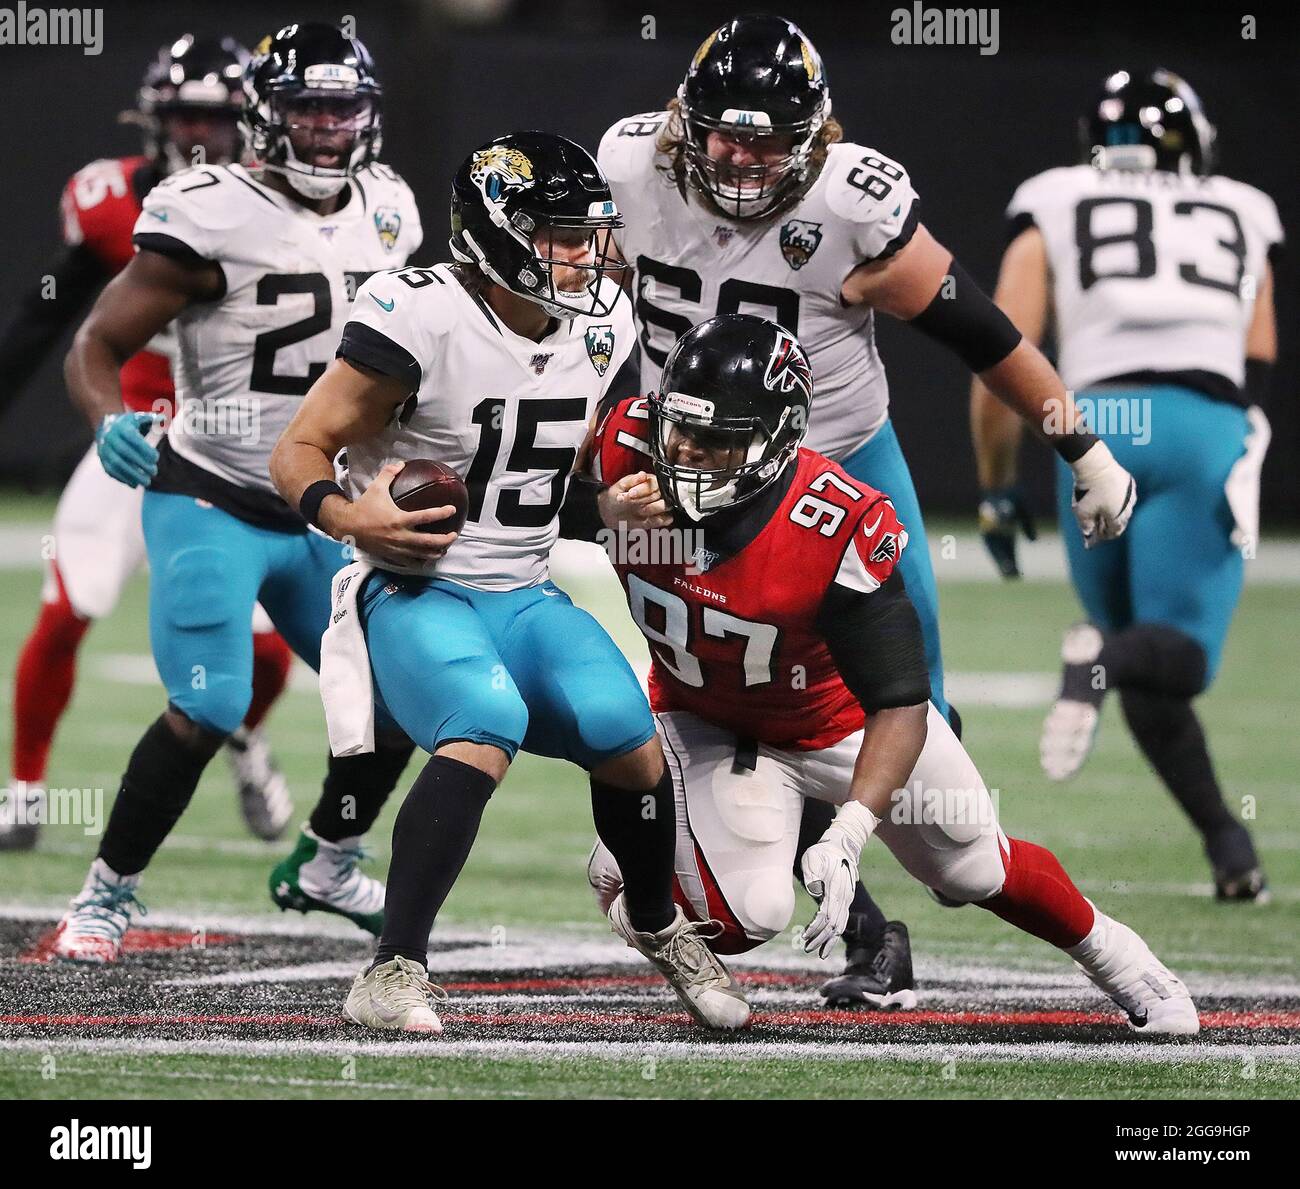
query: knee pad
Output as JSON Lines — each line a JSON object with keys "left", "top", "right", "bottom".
{"left": 573, "top": 682, "right": 654, "bottom": 762}
{"left": 738, "top": 873, "right": 796, "bottom": 943}
{"left": 173, "top": 675, "right": 252, "bottom": 738}
{"left": 437, "top": 674, "right": 529, "bottom": 758}
{"left": 926, "top": 842, "right": 1007, "bottom": 905}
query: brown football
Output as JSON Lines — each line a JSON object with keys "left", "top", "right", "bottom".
{"left": 390, "top": 459, "right": 469, "bottom": 535}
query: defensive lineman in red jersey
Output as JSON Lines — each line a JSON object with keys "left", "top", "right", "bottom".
{"left": 0, "top": 35, "right": 293, "bottom": 850}
{"left": 585, "top": 315, "right": 1199, "bottom": 1034}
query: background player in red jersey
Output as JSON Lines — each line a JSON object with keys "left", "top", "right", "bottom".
{"left": 0, "top": 34, "right": 293, "bottom": 850}
{"left": 584, "top": 314, "right": 1200, "bottom": 1035}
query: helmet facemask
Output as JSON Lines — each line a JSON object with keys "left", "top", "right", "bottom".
{"left": 250, "top": 87, "right": 381, "bottom": 200}
{"left": 650, "top": 392, "right": 801, "bottom": 521}
{"left": 678, "top": 91, "right": 827, "bottom": 220}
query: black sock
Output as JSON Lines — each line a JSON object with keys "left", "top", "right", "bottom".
{"left": 794, "top": 797, "right": 886, "bottom": 949}
{"left": 372, "top": 755, "right": 497, "bottom": 969}
{"left": 309, "top": 737, "right": 415, "bottom": 842}
{"left": 591, "top": 769, "right": 676, "bottom": 934}
{"left": 1119, "top": 687, "right": 1256, "bottom": 871}
{"left": 1099, "top": 624, "right": 1208, "bottom": 698}
{"left": 98, "top": 714, "right": 220, "bottom": 876}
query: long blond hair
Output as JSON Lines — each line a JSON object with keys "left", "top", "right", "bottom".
{"left": 654, "top": 96, "right": 843, "bottom": 216}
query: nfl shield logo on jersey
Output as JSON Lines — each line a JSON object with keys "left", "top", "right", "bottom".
{"left": 529, "top": 352, "right": 553, "bottom": 375}
{"left": 374, "top": 206, "right": 403, "bottom": 252}
{"left": 585, "top": 325, "right": 615, "bottom": 376}
{"left": 713, "top": 225, "right": 736, "bottom": 246}
{"left": 779, "top": 219, "right": 823, "bottom": 270}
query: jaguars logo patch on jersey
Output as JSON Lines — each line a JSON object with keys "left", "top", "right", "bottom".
{"left": 779, "top": 219, "right": 823, "bottom": 270}
{"left": 374, "top": 206, "right": 402, "bottom": 251}
{"left": 470, "top": 146, "right": 535, "bottom": 203}
{"left": 585, "top": 325, "right": 615, "bottom": 376}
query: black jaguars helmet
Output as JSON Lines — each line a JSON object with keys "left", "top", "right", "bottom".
{"left": 1081, "top": 69, "right": 1216, "bottom": 175}
{"left": 244, "top": 22, "right": 383, "bottom": 200}
{"left": 450, "top": 131, "right": 625, "bottom": 321}
{"left": 678, "top": 14, "right": 831, "bottom": 220}
{"left": 133, "top": 34, "right": 248, "bottom": 174}
{"left": 649, "top": 314, "right": 812, "bottom": 521}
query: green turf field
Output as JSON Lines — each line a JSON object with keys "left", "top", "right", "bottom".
{"left": 1, "top": 495, "right": 1297, "bottom": 1099}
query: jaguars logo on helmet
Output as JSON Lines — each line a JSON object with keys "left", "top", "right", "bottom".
{"left": 470, "top": 146, "right": 536, "bottom": 202}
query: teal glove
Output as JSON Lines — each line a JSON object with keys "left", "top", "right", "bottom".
{"left": 95, "top": 412, "right": 161, "bottom": 488}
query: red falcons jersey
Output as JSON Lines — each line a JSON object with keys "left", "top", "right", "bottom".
{"left": 592, "top": 396, "right": 909, "bottom": 750}
{"left": 61, "top": 156, "right": 173, "bottom": 414}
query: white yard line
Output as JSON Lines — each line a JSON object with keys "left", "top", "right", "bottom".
{"left": 2, "top": 1035, "right": 1295, "bottom": 1065}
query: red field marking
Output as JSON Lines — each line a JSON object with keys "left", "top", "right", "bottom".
{"left": 5, "top": 1007, "right": 1295, "bottom": 1031}
{"left": 19, "top": 928, "right": 238, "bottom": 964}
{"left": 441, "top": 971, "right": 802, "bottom": 994}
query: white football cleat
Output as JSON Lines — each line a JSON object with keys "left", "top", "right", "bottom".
{"left": 586, "top": 839, "right": 623, "bottom": 915}
{"left": 1069, "top": 909, "right": 1200, "bottom": 1036}
{"left": 53, "top": 859, "right": 146, "bottom": 964}
{"left": 270, "top": 826, "right": 385, "bottom": 935}
{"left": 1040, "top": 623, "right": 1105, "bottom": 781}
{"left": 609, "top": 893, "right": 751, "bottom": 1031}
{"left": 0, "top": 780, "right": 44, "bottom": 852}
{"left": 344, "top": 956, "right": 447, "bottom": 1034}
{"left": 225, "top": 726, "right": 293, "bottom": 841}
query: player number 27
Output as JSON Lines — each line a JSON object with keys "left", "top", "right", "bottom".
{"left": 627, "top": 574, "right": 778, "bottom": 689}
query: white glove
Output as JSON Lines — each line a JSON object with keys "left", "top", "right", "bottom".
{"left": 800, "top": 800, "right": 880, "bottom": 959}
{"left": 1070, "top": 440, "right": 1136, "bottom": 548}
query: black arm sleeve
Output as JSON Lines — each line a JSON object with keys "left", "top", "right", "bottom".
{"left": 816, "top": 570, "right": 932, "bottom": 712}
{"left": 907, "top": 256, "right": 1023, "bottom": 373}
{"left": 558, "top": 474, "right": 606, "bottom": 544}
{"left": 0, "top": 242, "right": 106, "bottom": 414}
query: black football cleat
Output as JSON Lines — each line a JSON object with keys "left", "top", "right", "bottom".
{"left": 819, "top": 920, "right": 917, "bottom": 1009}
{"left": 1206, "top": 824, "right": 1269, "bottom": 904}
{"left": 1214, "top": 867, "right": 1270, "bottom": 904}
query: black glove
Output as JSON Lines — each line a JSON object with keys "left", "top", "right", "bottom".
{"left": 978, "top": 486, "right": 1037, "bottom": 579}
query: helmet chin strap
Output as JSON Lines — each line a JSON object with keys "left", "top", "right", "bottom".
{"left": 275, "top": 164, "right": 350, "bottom": 201}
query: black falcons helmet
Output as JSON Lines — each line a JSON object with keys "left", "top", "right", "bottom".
{"left": 450, "top": 131, "right": 624, "bottom": 320}
{"left": 678, "top": 14, "right": 831, "bottom": 220}
{"left": 135, "top": 34, "right": 248, "bottom": 173}
{"left": 1081, "top": 69, "right": 1215, "bottom": 175}
{"left": 650, "top": 314, "right": 812, "bottom": 520}
{"left": 244, "top": 23, "right": 383, "bottom": 200}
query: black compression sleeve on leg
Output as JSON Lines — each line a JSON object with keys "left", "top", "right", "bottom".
{"left": 98, "top": 715, "right": 219, "bottom": 876}
{"left": 1119, "top": 689, "right": 1254, "bottom": 864}
{"left": 310, "top": 737, "right": 416, "bottom": 842}
{"left": 373, "top": 755, "right": 496, "bottom": 968}
{"left": 591, "top": 769, "right": 677, "bottom": 934}
{"left": 1098, "top": 624, "right": 1208, "bottom": 698}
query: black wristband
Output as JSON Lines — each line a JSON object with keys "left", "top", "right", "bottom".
{"left": 299, "top": 479, "right": 347, "bottom": 530}
{"left": 1053, "top": 430, "right": 1099, "bottom": 464}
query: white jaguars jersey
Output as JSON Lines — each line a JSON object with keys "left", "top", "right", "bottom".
{"left": 1008, "top": 165, "right": 1283, "bottom": 392}
{"left": 340, "top": 264, "right": 636, "bottom": 590}
{"left": 598, "top": 113, "right": 920, "bottom": 460}
{"left": 135, "top": 162, "right": 423, "bottom": 493}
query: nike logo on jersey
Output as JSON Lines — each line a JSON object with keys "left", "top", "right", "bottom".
{"left": 370, "top": 294, "right": 395, "bottom": 313}
{"left": 863, "top": 510, "right": 885, "bottom": 537}
{"left": 148, "top": 210, "right": 169, "bottom": 222}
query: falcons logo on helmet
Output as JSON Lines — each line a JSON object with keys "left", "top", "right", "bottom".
{"left": 763, "top": 331, "right": 813, "bottom": 399}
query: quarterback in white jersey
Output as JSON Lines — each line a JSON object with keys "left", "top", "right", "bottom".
{"left": 53, "top": 23, "right": 425, "bottom": 963}
{"left": 972, "top": 69, "right": 1281, "bottom": 901}
{"left": 601, "top": 12, "right": 1140, "bottom": 1006}
{"left": 274, "top": 131, "right": 750, "bottom": 1036}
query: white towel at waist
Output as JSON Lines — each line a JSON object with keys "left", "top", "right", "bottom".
{"left": 319, "top": 560, "right": 376, "bottom": 756}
